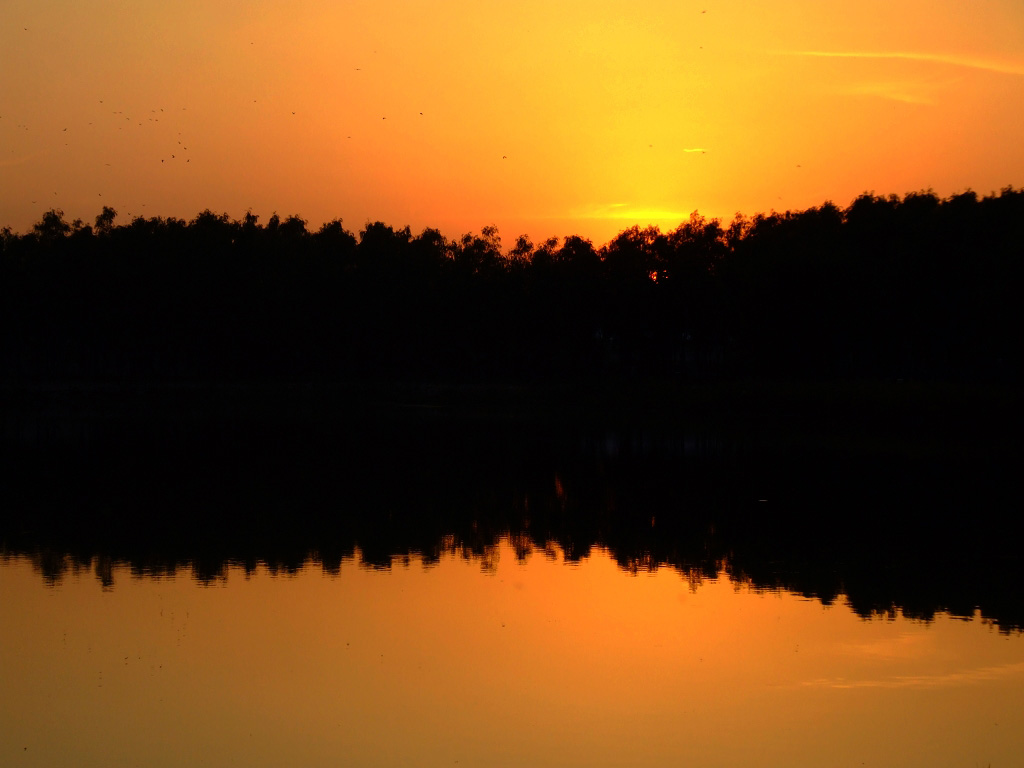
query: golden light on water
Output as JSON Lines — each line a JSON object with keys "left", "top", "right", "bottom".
{"left": 2, "top": 0, "right": 1024, "bottom": 243}
{"left": 3, "top": 543, "right": 1024, "bottom": 768}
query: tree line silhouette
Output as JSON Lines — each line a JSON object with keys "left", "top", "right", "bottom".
{"left": 3, "top": 413, "right": 1020, "bottom": 630}
{"left": 2, "top": 187, "right": 1021, "bottom": 385}
{"left": 4, "top": 190, "right": 1021, "bottom": 631}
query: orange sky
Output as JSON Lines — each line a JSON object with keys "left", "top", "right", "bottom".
{"left": 3, "top": 0, "right": 1023, "bottom": 246}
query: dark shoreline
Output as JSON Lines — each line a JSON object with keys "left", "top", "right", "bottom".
{"left": 2, "top": 375, "right": 1021, "bottom": 633}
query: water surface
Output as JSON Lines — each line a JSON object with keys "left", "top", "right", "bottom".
{"left": 2, "top": 390, "right": 1022, "bottom": 766}
{"left": 3, "top": 540, "right": 1023, "bottom": 768}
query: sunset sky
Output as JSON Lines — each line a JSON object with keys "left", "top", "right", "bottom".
{"left": 3, "top": 0, "right": 1023, "bottom": 246}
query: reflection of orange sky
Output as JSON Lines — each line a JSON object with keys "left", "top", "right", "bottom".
{"left": 2, "top": 1, "right": 1023, "bottom": 245}
{"left": 4, "top": 545, "right": 1024, "bottom": 767}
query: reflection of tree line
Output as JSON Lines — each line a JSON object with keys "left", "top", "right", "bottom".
{"left": 3, "top": 420, "right": 1020, "bottom": 632}
{"left": 1, "top": 188, "right": 1021, "bottom": 383}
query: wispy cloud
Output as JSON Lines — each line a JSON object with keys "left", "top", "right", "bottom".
{"left": 777, "top": 50, "right": 1024, "bottom": 77}
{"left": 800, "top": 661, "right": 1024, "bottom": 690}
{"left": 842, "top": 80, "right": 948, "bottom": 105}
{"left": 835, "top": 632, "right": 933, "bottom": 661}
{"left": 580, "top": 203, "right": 691, "bottom": 221}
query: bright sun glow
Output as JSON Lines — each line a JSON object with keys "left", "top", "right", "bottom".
{"left": 2, "top": 0, "right": 1023, "bottom": 245}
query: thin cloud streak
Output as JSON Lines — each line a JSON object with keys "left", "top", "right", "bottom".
{"left": 580, "top": 203, "right": 693, "bottom": 221}
{"left": 843, "top": 81, "right": 944, "bottom": 105}
{"left": 778, "top": 50, "right": 1024, "bottom": 77}
{"left": 800, "top": 661, "right": 1024, "bottom": 690}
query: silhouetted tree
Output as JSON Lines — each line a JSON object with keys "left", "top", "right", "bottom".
{"left": 33, "top": 208, "right": 71, "bottom": 242}
{"left": 94, "top": 206, "right": 117, "bottom": 235}
{"left": 1, "top": 189, "right": 1020, "bottom": 384}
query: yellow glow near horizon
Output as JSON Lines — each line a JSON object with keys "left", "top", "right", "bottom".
{"left": 2, "top": 0, "right": 1023, "bottom": 246}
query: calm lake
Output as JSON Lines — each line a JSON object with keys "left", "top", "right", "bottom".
{"left": 3, "top": 543, "right": 1023, "bottom": 768}
{"left": 2, "top": 386, "right": 1022, "bottom": 767}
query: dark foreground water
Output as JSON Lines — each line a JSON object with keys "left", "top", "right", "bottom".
{"left": 1, "top": 382, "right": 1022, "bottom": 767}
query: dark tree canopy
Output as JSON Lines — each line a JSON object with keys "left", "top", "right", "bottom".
{"left": 1, "top": 189, "right": 1021, "bottom": 385}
